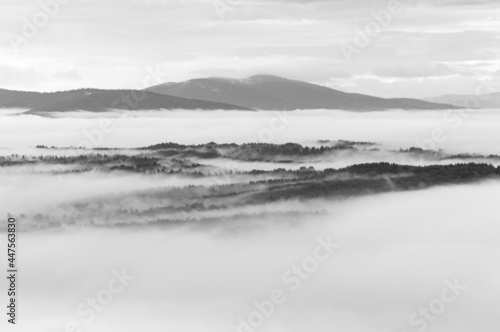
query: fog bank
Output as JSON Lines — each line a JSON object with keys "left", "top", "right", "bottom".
{"left": 1, "top": 109, "right": 500, "bottom": 154}
{"left": 2, "top": 181, "right": 500, "bottom": 332}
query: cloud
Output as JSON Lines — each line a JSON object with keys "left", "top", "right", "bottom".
{"left": 0, "top": 0, "right": 499, "bottom": 96}
{"left": 4, "top": 181, "right": 500, "bottom": 332}
{"left": 51, "top": 67, "right": 82, "bottom": 82}
{"left": 2, "top": 108, "right": 500, "bottom": 155}
{"left": 0, "top": 64, "right": 47, "bottom": 90}
{"left": 372, "top": 63, "right": 455, "bottom": 79}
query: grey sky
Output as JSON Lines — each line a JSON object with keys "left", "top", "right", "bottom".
{"left": 1, "top": 0, "right": 499, "bottom": 98}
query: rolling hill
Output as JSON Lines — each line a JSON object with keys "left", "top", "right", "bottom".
{"left": 0, "top": 88, "right": 250, "bottom": 114}
{"left": 147, "top": 74, "right": 460, "bottom": 111}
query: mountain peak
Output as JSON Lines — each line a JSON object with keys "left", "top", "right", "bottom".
{"left": 147, "top": 75, "right": 460, "bottom": 111}
{"left": 246, "top": 75, "right": 289, "bottom": 82}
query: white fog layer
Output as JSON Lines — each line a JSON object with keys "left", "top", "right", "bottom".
{"left": 1, "top": 109, "right": 500, "bottom": 154}
{"left": 1, "top": 183, "right": 499, "bottom": 332}
{"left": 1, "top": 108, "right": 499, "bottom": 332}
{"left": 2, "top": 0, "right": 500, "bottom": 330}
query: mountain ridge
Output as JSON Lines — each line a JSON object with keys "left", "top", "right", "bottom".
{"left": 0, "top": 88, "right": 251, "bottom": 114}
{"left": 147, "top": 74, "right": 461, "bottom": 111}
{"left": 0, "top": 75, "right": 462, "bottom": 113}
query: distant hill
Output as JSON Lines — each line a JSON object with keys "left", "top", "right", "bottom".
{"left": 423, "top": 93, "right": 500, "bottom": 109}
{"left": 147, "top": 74, "right": 460, "bottom": 111}
{"left": 0, "top": 88, "right": 250, "bottom": 114}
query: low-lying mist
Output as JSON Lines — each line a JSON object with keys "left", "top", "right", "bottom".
{"left": 2, "top": 181, "right": 499, "bottom": 332}
{"left": 0, "top": 171, "right": 247, "bottom": 217}
{"left": 2, "top": 108, "right": 499, "bottom": 332}
{"left": 2, "top": 109, "right": 500, "bottom": 155}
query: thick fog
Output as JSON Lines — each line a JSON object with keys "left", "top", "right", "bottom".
{"left": 1, "top": 182, "right": 500, "bottom": 332}
{"left": 0, "top": 171, "right": 250, "bottom": 218}
{"left": 1, "top": 109, "right": 499, "bottom": 332}
{"left": 1, "top": 109, "right": 500, "bottom": 154}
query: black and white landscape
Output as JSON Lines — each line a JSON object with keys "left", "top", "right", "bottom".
{"left": 1, "top": 1, "right": 500, "bottom": 332}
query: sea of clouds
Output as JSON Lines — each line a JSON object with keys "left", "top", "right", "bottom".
{"left": 1, "top": 109, "right": 499, "bottom": 332}
{"left": 1, "top": 109, "right": 500, "bottom": 154}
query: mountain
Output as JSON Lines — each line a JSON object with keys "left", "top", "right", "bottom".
{"left": 147, "top": 75, "right": 460, "bottom": 111}
{"left": 0, "top": 88, "right": 250, "bottom": 114}
{"left": 423, "top": 93, "right": 500, "bottom": 109}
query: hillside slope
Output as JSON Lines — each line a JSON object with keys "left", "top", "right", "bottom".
{"left": 0, "top": 88, "right": 251, "bottom": 113}
{"left": 147, "top": 75, "right": 460, "bottom": 111}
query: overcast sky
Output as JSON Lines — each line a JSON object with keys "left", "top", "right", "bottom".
{"left": 1, "top": 0, "right": 500, "bottom": 98}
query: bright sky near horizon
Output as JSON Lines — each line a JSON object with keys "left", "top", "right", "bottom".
{"left": 1, "top": 0, "right": 500, "bottom": 98}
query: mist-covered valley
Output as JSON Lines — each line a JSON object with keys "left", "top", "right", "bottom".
{"left": 2, "top": 108, "right": 500, "bottom": 154}
{"left": 4, "top": 0, "right": 500, "bottom": 330}
{"left": 1, "top": 109, "right": 500, "bottom": 332}
{"left": 2, "top": 139, "right": 500, "bottom": 231}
